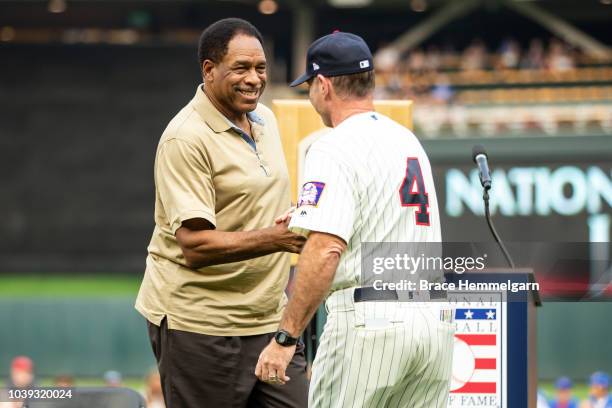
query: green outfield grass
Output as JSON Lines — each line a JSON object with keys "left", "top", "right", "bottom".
{"left": 0, "top": 275, "right": 141, "bottom": 297}
{"left": 37, "top": 377, "right": 146, "bottom": 390}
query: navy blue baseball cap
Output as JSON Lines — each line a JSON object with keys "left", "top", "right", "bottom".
{"left": 290, "top": 31, "right": 374, "bottom": 87}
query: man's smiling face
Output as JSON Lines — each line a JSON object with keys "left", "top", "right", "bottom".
{"left": 205, "top": 34, "right": 267, "bottom": 117}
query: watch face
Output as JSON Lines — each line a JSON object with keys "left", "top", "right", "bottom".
{"left": 275, "top": 331, "right": 297, "bottom": 346}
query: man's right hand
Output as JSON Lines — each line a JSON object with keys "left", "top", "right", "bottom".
{"left": 271, "top": 219, "right": 306, "bottom": 254}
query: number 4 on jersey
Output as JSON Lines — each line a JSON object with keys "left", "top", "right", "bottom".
{"left": 399, "top": 157, "right": 430, "bottom": 226}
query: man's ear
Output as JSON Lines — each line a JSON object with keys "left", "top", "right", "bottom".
{"left": 317, "top": 74, "right": 331, "bottom": 99}
{"left": 202, "top": 59, "right": 216, "bottom": 83}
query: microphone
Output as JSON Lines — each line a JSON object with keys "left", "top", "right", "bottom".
{"left": 471, "top": 144, "right": 515, "bottom": 269}
{"left": 472, "top": 144, "right": 491, "bottom": 190}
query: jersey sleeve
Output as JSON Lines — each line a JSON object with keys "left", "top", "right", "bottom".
{"left": 289, "top": 148, "right": 357, "bottom": 243}
{"left": 156, "top": 139, "right": 216, "bottom": 234}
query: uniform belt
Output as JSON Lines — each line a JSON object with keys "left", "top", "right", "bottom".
{"left": 354, "top": 287, "right": 447, "bottom": 302}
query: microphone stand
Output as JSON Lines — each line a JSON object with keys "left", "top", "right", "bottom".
{"left": 483, "top": 188, "right": 516, "bottom": 269}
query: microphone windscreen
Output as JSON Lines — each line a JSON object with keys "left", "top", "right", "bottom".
{"left": 472, "top": 144, "right": 487, "bottom": 163}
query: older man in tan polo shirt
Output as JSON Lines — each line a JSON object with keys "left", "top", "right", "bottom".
{"left": 135, "top": 18, "right": 308, "bottom": 408}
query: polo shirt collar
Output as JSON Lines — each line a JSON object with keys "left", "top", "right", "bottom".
{"left": 192, "top": 84, "right": 265, "bottom": 133}
{"left": 247, "top": 111, "right": 265, "bottom": 126}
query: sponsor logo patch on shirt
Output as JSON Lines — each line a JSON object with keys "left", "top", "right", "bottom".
{"left": 297, "top": 181, "right": 325, "bottom": 207}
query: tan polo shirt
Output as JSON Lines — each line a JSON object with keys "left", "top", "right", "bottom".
{"left": 135, "top": 85, "right": 291, "bottom": 336}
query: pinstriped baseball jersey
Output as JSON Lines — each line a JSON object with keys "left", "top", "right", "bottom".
{"left": 289, "top": 111, "right": 442, "bottom": 290}
{"left": 290, "top": 111, "right": 453, "bottom": 408}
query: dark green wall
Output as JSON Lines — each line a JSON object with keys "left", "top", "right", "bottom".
{"left": 537, "top": 302, "right": 612, "bottom": 381}
{"left": 422, "top": 134, "right": 612, "bottom": 164}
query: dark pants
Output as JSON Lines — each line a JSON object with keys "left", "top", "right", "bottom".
{"left": 147, "top": 318, "right": 308, "bottom": 408}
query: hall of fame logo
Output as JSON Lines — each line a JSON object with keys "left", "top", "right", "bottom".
{"left": 448, "top": 292, "right": 506, "bottom": 408}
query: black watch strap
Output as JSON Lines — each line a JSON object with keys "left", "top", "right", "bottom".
{"left": 274, "top": 330, "right": 298, "bottom": 347}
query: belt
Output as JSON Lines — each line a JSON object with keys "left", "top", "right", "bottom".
{"left": 354, "top": 287, "right": 447, "bottom": 303}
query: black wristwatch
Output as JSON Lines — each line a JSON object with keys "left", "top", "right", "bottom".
{"left": 274, "top": 330, "right": 298, "bottom": 347}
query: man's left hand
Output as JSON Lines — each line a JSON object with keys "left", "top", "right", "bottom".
{"left": 254, "top": 340, "right": 296, "bottom": 385}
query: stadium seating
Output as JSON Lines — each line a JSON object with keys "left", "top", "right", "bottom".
{"left": 375, "top": 48, "right": 612, "bottom": 138}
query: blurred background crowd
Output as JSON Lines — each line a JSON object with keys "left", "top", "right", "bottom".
{"left": 375, "top": 36, "right": 593, "bottom": 101}
{"left": 537, "top": 372, "right": 611, "bottom": 408}
{"left": 2, "top": 354, "right": 610, "bottom": 408}
{"left": 373, "top": 36, "right": 612, "bottom": 138}
{"left": 2, "top": 354, "right": 611, "bottom": 407}
{"left": 1, "top": 356, "right": 164, "bottom": 408}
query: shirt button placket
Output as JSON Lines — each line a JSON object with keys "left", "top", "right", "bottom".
{"left": 253, "top": 128, "right": 270, "bottom": 177}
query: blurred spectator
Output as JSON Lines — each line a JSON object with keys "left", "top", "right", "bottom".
{"left": 425, "top": 45, "right": 442, "bottom": 71}
{"left": 547, "top": 38, "right": 574, "bottom": 72}
{"left": 430, "top": 74, "right": 454, "bottom": 104}
{"left": 581, "top": 372, "right": 612, "bottom": 408}
{"left": 461, "top": 39, "right": 487, "bottom": 71}
{"left": 373, "top": 43, "right": 404, "bottom": 99}
{"left": 521, "top": 38, "right": 546, "bottom": 69}
{"left": 6, "top": 356, "right": 35, "bottom": 390}
{"left": 408, "top": 48, "right": 428, "bottom": 73}
{"left": 498, "top": 38, "right": 521, "bottom": 69}
{"left": 374, "top": 43, "right": 400, "bottom": 73}
{"left": 539, "top": 390, "right": 552, "bottom": 408}
{"left": 144, "top": 369, "right": 165, "bottom": 408}
{"left": 53, "top": 375, "right": 74, "bottom": 387}
{"left": 439, "top": 43, "right": 457, "bottom": 68}
{"left": 549, "top": 377, "right": 579, "bottom": 408}
{"left": 103, "top": 370, "right": 123, "bottom": 387}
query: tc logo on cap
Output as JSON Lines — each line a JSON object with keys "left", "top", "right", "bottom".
{"left": 359, "top": 60, "right": 370, "bottom": 68}
{"left": 312, "top": 62, "right": 320, "bottom": 71}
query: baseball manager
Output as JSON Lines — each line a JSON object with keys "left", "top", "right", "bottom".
{"left": 255, "top": 32, "right": 454, "bottom": 408}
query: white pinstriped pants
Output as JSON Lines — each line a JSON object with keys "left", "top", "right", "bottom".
{"left": 309, "top": 288, "right": 455, "bottom": 408}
